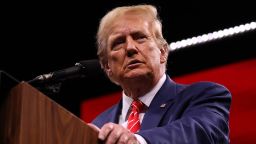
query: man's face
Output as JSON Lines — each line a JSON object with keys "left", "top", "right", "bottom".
{"left": 105, "top": 14, "right": 167, "bottom": 84}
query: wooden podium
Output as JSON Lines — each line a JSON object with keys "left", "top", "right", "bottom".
{"left": 0, "top": 71, "right": 99, "bottom": 144}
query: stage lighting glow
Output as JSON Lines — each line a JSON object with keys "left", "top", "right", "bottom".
{"left": 169, "top": 21, "right": 256, "bottom": 51}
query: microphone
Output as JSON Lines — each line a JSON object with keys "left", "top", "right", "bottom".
{"left": 28, "top": 59, "right": 102, "bottom": 84}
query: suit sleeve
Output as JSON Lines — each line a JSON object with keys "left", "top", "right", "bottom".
{"left": 138, "top": 82, "right": 232, "bottom": 144}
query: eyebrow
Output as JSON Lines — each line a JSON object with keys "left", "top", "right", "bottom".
{"left": 110, "top": 30, "right": 146, "bottom": 39}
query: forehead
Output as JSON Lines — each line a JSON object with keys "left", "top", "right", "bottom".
{"left": 109, "top": 15, "right": 151, "bottom": 36}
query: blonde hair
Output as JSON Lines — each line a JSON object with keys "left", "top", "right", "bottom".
{"left": 96, "top": 4, "right": 168, "bottom": 68}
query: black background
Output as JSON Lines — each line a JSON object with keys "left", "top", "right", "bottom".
{"left": 1, "top": 1, "right": 255, "bottom": 116}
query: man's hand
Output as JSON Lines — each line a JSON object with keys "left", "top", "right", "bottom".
{"left": 88, "top": 122, "right": 139, "bottom": 144}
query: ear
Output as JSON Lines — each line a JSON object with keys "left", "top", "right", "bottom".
{"left": 160, "top": 44, "right": 168, "bottom": 63}
{"left": 104, "top": 62, "right": 113, "bottom": 77}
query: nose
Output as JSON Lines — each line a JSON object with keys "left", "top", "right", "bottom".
{"left": 126, "top": 37, "right": 138, "bottom": 57}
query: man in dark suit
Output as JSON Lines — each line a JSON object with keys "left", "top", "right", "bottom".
{"left": 89, "top": 4, "right": 231, "bottom": 144}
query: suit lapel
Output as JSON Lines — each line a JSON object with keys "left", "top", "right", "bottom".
{"left": 108, "top": 100, "right": 122, "bottom": 123}
{"left": 141, "top": 76, "right": 177, "bottom": 130}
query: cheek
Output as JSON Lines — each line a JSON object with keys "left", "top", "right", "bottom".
{"left": 109, "top": 50, "right": 125, "bottom": 62}
{"left": 108, "top": 51, "right": 126, "bottom": 73}
{"left": 142, "top": 46, "right": 161, "bottom": 61}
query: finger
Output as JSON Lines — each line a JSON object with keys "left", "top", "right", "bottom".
{"left": 117, "top": 132, "right": 129, "bottom": 144}
{"left": 105, "top": 126, "right": 123, "bottom": 144}
{"left": 119, "top": 132, "right": 137, "bottom": 144}
{"left": 99, "top": 123, "right": 114, "bottom": 140}
{"left": 127, "top": 139, "right": 140, "bottom": 144}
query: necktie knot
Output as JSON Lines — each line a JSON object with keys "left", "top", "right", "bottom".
{"left": 131, "top": 100, "right": 143, "bottom": 112}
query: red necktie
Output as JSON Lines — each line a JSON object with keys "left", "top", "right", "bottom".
{"left": 127, "top": 100, "right": 144, "bottom": 133}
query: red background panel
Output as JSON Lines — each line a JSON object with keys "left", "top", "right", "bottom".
{"left": 81, "top": 58, "right": 256, "bottom": 143}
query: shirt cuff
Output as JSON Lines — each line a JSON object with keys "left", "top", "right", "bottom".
{"left": 135, "top": 134, "right": 147, "bottom": 144}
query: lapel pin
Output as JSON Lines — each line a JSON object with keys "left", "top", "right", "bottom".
{"left": 160, "top": 103, "right": 166, "bottom": 108}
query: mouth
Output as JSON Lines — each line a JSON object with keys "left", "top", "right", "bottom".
{"left": 126, "top": 59, "right": 143, "bottom": 69}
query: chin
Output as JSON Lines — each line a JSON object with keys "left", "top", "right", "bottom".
{"left": 124, "top": 69, "right": 151, "bottom": 79}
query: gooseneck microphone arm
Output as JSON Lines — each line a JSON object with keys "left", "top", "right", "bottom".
{"left": 28, "top": 59, "right": 101, "bottom": 84}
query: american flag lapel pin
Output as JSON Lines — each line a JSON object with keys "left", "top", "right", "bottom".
{"left": 160, "top": 103, "right": 166, "bottom": 108}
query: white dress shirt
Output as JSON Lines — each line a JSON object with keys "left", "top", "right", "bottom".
{"left": 119, "top": 74, "right": 166, "bottom": 144}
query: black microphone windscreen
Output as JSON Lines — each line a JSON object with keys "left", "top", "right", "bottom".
{"left": 77, "top": 59, "right": 103, "bottom": 77}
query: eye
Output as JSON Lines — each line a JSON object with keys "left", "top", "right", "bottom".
{"left": 111, "top": 37, "right": 125, "bottom": 50}
{"left": 133, "top": 32, "right": 147, "bottom": 42}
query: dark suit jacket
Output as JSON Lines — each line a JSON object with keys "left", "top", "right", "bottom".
{"left": 92, "top": 75, "right": 231, "bottom": 144}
